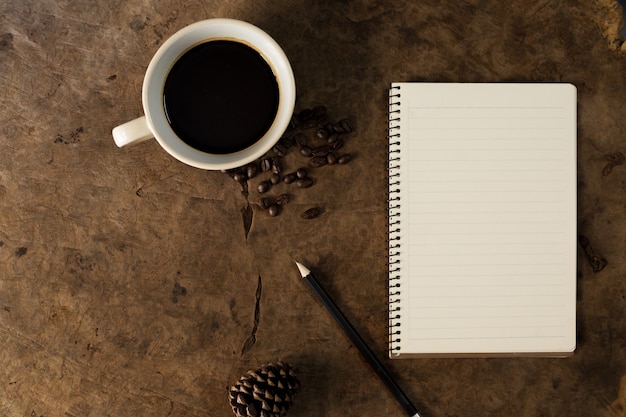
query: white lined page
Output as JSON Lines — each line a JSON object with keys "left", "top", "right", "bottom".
{"left": 389, "top": 83, "right": 576, "bottom": 357}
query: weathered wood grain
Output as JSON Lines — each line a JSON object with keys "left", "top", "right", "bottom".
{"left": 1, "top": 0, "right": 625, "bottom": 416}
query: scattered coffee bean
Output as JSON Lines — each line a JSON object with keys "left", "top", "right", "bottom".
{"left": 259, "top": 197, "right": 272, "bottom": 210}
{"left": 301, "top": 119, "right": 318, "bottom": 129}
{"left": 280, "top": 137, "right": 294, "bottom": 148}
{"left": 579, "top": 235, "right": 608, "bottom": 272}
{"left": 233, "top": 172, "right": 247, "bottom": 183}
{"left": 330, "top": 138, "right": 344, "bottom": 151}
{"left": 283, "top": 173, "right": 297, "bottom": 184}
{"left": 294, "top": 133, "right": 307, "bottom": 146}
{"left": 222, "top": 105, "right": 355, "bottom": 219}
{"left": 337, "top": 153, "right": 352, "bottom": 164}
{"left": 260, "top": 158, "right": 272, "bottom": 172}
{"left": 300, "top": 146, "right": 313, "bottom": 157}
{"left": 310, "top": 156, "right": 328, "bottom": 168}
{"left": 315, "top": 128, "right": 329, "bottom": 140}
{"left": 275, "top": 194, "right": 290, "bottom": 205}
{"left": 268, "top": 204, "right": 280, "bottom": 217}
{"left": 302, "top": 207, "right": 321, "bottom": 219}
{"left": 247, "top": 164, "right": 258, "bottom": 179}
{"left": 296, "top": 177, "right": 314, "bottom": 188}
{"left": 271, "top": 158, "right": 281, "bottom": 174}
{"left": 331, "top": 122, "right": 345, "bottom": 133}
{"left": 270, "top": 173, "right": 281, "bottom": 185}
{"left": 339, "top": 118, "right": 353, "bottom": 133}
{"left": 311, "top": 146, "right": 329, "bottom": 157}
{"left": 273, "top": 143, "right": 287, "bottom": 157}
{"left": 257, "top": 180, "right": 271, "bottom": 193}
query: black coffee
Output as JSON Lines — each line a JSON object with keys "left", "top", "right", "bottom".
{"left": 163, "top": 40, "right": 279, "bottom": 154}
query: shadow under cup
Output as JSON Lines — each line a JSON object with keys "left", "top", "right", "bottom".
{"left": 143, "top": 19, "right": 296, "bottom": 170}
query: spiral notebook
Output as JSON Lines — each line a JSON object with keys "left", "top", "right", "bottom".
{"left": 387, "top": 83, "right": 577, "bottom": 358}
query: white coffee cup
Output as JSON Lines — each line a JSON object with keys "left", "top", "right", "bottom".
{"left": 112, "top": 19, "right": 296, "bottom": 170}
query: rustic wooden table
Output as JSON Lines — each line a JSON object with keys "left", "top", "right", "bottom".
{"left": 1, "top": 0, "right": 626, "bottom": 416}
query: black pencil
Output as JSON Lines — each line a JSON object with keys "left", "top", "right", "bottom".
{"left": 295, "top": 261, "right": 421, "bottom": 417}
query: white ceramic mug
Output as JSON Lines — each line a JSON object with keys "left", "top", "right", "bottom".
{"left": 112, "top": 18, "right": 296, "bottom": 170}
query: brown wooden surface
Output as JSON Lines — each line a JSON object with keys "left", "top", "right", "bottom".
{"left": 1, "top": 0, "right": 626, "bottom": 416}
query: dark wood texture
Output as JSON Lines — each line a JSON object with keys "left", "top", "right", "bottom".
{"left": 1, "top": 0, "right": 626, "bottom": 416}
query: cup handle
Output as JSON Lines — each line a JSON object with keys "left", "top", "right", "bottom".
{"left": 112, "top": 116, "right": 154, "bottom": 147}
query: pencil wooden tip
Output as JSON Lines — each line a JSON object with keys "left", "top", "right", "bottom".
{"left": 294, "top": 260, "right": 310, "bottom": 278}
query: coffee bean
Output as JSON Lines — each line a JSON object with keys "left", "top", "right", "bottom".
{"left": 296, "top": 177, "right": 314, "bottom": 188}
{"left": 310, "top": 156, "right": 328, "bottom": 168}
{"left": 335, "top": 123, "right": 348, "bottom": 133}
{"left": 257, "top": 180, "right": 271, "bottom": 193}
{"left": 302, "top": 207, "right": 321, "bottom": 219}
{"left": 329, "top": 138, "right": 344, "bottom": 151}
{"left": 271, "top": 158, "right": 281, "bottom": 174}
{"left": 280, "top": 137, "right": 294, "bottom": 148}
{"left": 268, "top": 204, "right": 280, "bottom": 217}
{"left": 326, "top": 152, "right": 337, "bottom": 165}
{"left": 340, "top": 118, "right": 353, "bottom": 133}
{"left": 301, "top": 119, "right": 318, "bottom": 129}
{"left": 275, "top": 194, "right": 290, "bottom": 205}
{"left": 337, "top": 153, "right": 352, "bottom": 164}
{"left": 270, "top": 173, "right": 281, "bottom": 185}
{"left": 283, "top": 173, "right": 297, "bottom": 184}
{"left": 260, "top": 158, "right": 272, "bottom": 172}
{"left": 315, "top": 128, "right": 329, "bottom": 140}
{"left": 300, "top": 146, "right": 313, "bottom": 157}
{"left": 247, "top": 164, "right": 258, "bottom": 179}
{"left": 233, "top": 172, "right": 247, "bottom": 183}
{"left": 327, "top": 132, "right": 339, "bottom": 144}
{"left": 259, "top": 197, "right": 272, "bottom": 210}
{"left": 311, "top": 146, "right": 329, "bottom": 157}
{"left": 273, "top": 143, "right": 287, "bottom": 157}
{"left": 296, "top": 168, "right": 308, "bottom": 178}
{"left": 294, "top": 133, "right": 307, "bottom": 146}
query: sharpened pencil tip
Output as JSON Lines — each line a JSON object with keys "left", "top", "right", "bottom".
{"left": 294, "top": 260, "right": 310, "bottom": 278}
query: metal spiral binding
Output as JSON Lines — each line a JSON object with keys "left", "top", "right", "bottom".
{"left": 387, "top": 84, "right": 402, "bottom": 353}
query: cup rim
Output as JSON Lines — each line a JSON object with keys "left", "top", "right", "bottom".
{"left": 142, "top": 18, "right": 296, "bottom": 170}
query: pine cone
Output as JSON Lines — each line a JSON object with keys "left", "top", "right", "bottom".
{"left": 229, "top": 360, "right": 301, "bottom": 417}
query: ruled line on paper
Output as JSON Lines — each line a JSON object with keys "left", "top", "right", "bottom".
{"left": 410, "top": 116, "right": 568, "bottom": 119}
{"left": 407, "top": 106, "right": 566, "bottom": 109}
{"left": 410, "top": 325, "right": 566, "bottom": 330}
{"left": 407, "top": 336, "right": 568, "bottom": 341}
